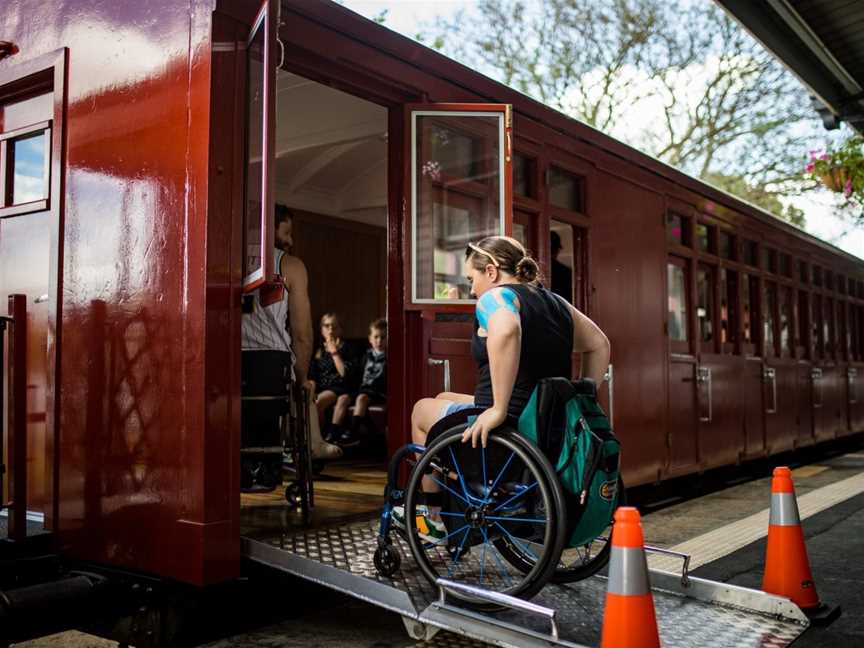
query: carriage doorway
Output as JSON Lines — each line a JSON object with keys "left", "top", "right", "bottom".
{"left": 240, "top": 70, "right": 390, "bottom": 529}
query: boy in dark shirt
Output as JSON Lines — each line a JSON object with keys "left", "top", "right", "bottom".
{"left": 341, "top": 318, "right": 387, "bottom": 446}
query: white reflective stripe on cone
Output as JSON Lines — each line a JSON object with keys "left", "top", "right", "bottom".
{"left": 607, "top": 546, "right": 651, "bottom": 596}
{"left": 769, "top": 492, "right": 801, "bottom": 526}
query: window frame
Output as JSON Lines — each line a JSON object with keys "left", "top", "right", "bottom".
{"left": 667, "top": 255, "right": 692, "bottom": 354}
{"left": 0, "top": 119, "right": 52, "bottom": 217}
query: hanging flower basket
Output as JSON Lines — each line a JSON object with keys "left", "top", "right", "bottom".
{"left": 817, "top": 167, "right": 850, "bottom": 193}
{"left": 804, "top": 136, "right": 864, "bottom": 203}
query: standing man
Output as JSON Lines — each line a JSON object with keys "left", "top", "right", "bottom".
{"left": 550, "top": 230, "right": 573, "bottom": 304}
{"left": 241, "top": 205, "right": 338, "bottom": 492}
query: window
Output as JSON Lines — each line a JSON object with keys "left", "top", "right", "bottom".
{"left": 720, "top": 268, "right": 738, "bottom": 349}
{"left": 780, "top": 287, "right": 793, "bottom": 357}
{"left": 824, "top": 298, "right": 835, "bottom": 357}
{"left": 838, "top": 301, "right": 848, "bottom": 359}
{"left": 719, "top": 231, "right": 735, "bottom": 260}
{"left": 798, "top": 260, "right": 809, "bottom": 284}
{"left": 412, "top": 109, "right": 508, "bottom": 302}
{"left": 826, "top": 270, "right": 834, "bottom": 291}
{"left": 779, "top": 253, "right": 791, "bottom": 278}
{"left": 743, "top": 239, "right": 758, "bottom": 266}
{"left": 812, "top": 294, "right": 824, "bottom": 358}
{"left": 764, "top": 281, "right": 778, "bottom": 356}
{"left": 667, "top": 260, "right": 689, "bottom": 346}
{"left": 852, "top": 305, "right": 861, "bottom": 361}
{"left": 0, "top": 90, "right": 53, "bottom": 216}
{"left": 513, "top": 153, "right": 536, "bottom": 198}
{"left": 813, "top": 266, "right": 823, "bottom": 287}
{"left": 696, "top": 223, "right": 716, "bottom": 254}
{"left": 762, "top": 247, "right": 777, "bottom": 274}
{"left": 742, "top": 274, "right": 760, "bottom": 349}
{"left": 513, "top": 210, "right": 536, "bottom": 258}
{"left": 797, "top": 290, "right": 810, "bottom": 358}
{"left": 666, "top": 212, "right": 690, "bottom": 246}
{"left": 697, "top": 265, "right": 716, "bottom": 348}
{"left": 839, "top": 275, "right": 847, "bottom": 295}
{"left": 549, "top": 220, "right": 576, "bottom": 305}
{"left": 547, "top": 166, "right": 583, "bottom": 211}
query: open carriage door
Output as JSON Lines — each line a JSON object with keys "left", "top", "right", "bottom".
{"left": 242, "top": 0, "right": 278, "bottom": 292}
{"left": 404, "top": 104, "right": 512, "bottom": 445}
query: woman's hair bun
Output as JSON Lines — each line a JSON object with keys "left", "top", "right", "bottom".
{"left": 515, "top": 256, "right": 539, "bottom": 282}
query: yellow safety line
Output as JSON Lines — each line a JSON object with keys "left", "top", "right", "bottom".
{"left": 648, "top": 470, "right": 864, "bottom": 573}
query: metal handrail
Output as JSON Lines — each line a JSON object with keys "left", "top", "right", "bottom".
{"left": 644, "top": 544, "right": 692, "bottom": 586}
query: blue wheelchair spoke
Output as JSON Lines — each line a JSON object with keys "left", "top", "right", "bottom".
{"left": 485, "top": 515, "right": 548, "bottom": 524}
{"left": 482, "top": 527, "right": 514, "bottom": 588}
{"left": 429, "top": 474, "right": 471, "bottom": 507}
{"left": 493, "top": 521, "right": 541, "bottom": 563}
{"left": 420, "top": 522, "right": 470, "bottom": 548}
{"left": 491, "top": 481, "right": 538, "bottom": 513}
{"left": 448, "top": 446, "right": 485, "bottom": 505}
{"left": 445, "top": 526, "right": 472, "bottom": 579}
{"left": 481, "top": 445, "right": 487, "bottom": 498}
{"left": 488, "top": 451, "right": 516, "bottom": 495}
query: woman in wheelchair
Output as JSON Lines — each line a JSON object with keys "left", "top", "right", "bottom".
{"left": 380, "top": 236, "right": 614, "bottom": 603}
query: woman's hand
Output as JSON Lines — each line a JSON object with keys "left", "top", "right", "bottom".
{"left": 324, "top": 338, "right": 340, "bottom": 355}
{"left": 462, "top": 406, "right": 507, "bottom": 448}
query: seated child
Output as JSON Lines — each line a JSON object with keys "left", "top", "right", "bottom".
{"left": 340, "top": 318, "right": 387, "bottom": 446}
{"left": 309, "top": 312, "right": 359, "bottom": 442}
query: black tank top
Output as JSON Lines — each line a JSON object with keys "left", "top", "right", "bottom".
{"left": 472, "top": 283, "right": 574, "bottom": 416}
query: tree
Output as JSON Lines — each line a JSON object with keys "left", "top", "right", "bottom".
{"left": 417, "top": 0, "right": 846, "bottom": 227}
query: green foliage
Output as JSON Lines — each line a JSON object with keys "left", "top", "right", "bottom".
{"left": 803, "top": 136, "right": 864, "bottom": 226}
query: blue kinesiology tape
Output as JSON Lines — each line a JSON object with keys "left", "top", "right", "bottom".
{"left": 476, "top": 287, "right": 519, "bottom": 330}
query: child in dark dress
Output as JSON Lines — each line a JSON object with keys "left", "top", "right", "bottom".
{"left": 309, "top": 313, "right": 359, "bottom": 442}
{"left": 340, "top": 319, "right": 387, "bottom": 446}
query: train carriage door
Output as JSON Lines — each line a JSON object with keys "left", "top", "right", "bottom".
{"left": 405, "top": 104, "right": 512, "bottom": 445}
{"left": 242, "top": 0, "right": 279, "bottom": 293}
{"left": 0, "top": 52, "right": 66, "bottom": 539}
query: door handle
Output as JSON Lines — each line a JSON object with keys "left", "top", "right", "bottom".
{"left": 697, "top": 366, "right": 712, "bottom": 423}
{"left": 428, "top": 358, "right": 451, "bottom": 393}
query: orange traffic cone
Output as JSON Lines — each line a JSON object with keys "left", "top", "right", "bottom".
{"left": 600, "top": 507, "right": 660, "bottom": 648}
{"left": 762, "top": 466, "right": 819, "bottom": 609}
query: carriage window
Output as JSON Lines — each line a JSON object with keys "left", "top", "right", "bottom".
{"left": 513, "top": 153, "right": 536, "bottom": 198}
{"left": 412, "top": 110, "right": 506, "bottom": 302}
{"left": 668, "top": 260, "right": 689, "bottom": 344}
{"left": 7, "top": 129, "right": 49, "bottom": 205}
{"left": 764, "top": 281, "right": 777, "bottom": 356}
{"left": 839, "top": 276, "right": 846, "bottom": 295}
{"left": 719, "top": 231, "right": 735, "bottom": 260}
{"left": 550, "top": 220, "right": 576, "bottom": 305}
{"left": 798, "top": 290, "right": 810, "bottom": 358}
{"left": 548, "top": 166, "right": 583, "bottom": 212}
{"left": 666, "top": 212, "right": 690, "bottom": 247}
{"left": 697, "top": 265, "right": 715, "bottom": 346}
{"left": 743, "top": 239, "right": 758, "bottom": 266}
{"left": 780, "top": 287, "right": 793, "bottom": 357}
{"left": 813, "top": 294, "right": 824, "bottom": 358}
{"left": 696, "top": 223, "right": 715, "bottom": 254}
{"left": 762, "top": 247, "right": 777, "bottom": 274}
{"left": 824, "top": 297, "right": 835, "bottom": 357}
{"left": 798, "top": 260, "right": 809, "bottom": 284}
{"left": 826, "top": 270, "right": 834, "bottom": 291}
{"left": 813, "top": 266, "right": 823, "bottom": 287}
{"left": 742, "top": 274, "right": 759, "bottom": 349}
{"left": 838, "top": 301, "right": 848, "bottom": 358}
{"left": 779, "top": 253, "right": 791, "bottom": 278}
{"left": 720, "top": 268, "right": 738, "bottom": 349}
{"left": 852, "top": 305, "right": 861, "bottom": 361}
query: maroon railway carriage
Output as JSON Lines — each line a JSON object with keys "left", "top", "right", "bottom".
{"left": 0, "top": 0, "right": 862, "bottom": 614}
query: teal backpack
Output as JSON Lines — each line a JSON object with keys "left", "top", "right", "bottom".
{"left": 516, "top": 377, "right": 621, "bottom": 547}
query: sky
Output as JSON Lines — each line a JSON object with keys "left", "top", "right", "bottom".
{"left": 341, "top": 0, "right": 863, "bottom": 260}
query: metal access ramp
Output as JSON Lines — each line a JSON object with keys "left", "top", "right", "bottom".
{"left": 242, "top": 519, "right": 809, "bottom": 648}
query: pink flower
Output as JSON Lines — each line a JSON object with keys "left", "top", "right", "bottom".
{"left": 844, "top": 178, "right": 853, "bottom": 198}
{"left": 805, "top": 162, "right": 815, "bottom": 173}
{"left": 819, "top": 153, "right": 829, "bottom": 161}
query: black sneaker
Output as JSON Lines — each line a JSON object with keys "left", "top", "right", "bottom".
{"left": 338, "top": 427, "right": 361, "bottom": 448}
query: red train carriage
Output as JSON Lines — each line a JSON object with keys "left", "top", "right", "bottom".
{"left": 0, "top": 0, "right": 862, "bottom": 638}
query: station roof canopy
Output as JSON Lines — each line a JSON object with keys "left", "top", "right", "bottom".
{"left": 715, "top": 0, "right": 864, "bottom": 133}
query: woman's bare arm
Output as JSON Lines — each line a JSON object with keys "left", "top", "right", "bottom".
{"left": 567, "top": 303, "right": 610, "bottom": 384}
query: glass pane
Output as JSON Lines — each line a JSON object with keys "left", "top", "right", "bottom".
{"left": 780, "top": 287, "right": 793, "bottom": 355}
{"left": 824, "top": 298, "right": 834, "bottom": 356}
{"left": 666, "top": 213, "right": 689, "bottom": 246}
{"left": 742, "top": 274, "right": 759, "bottom": 346}
{"left": 513, "top": 222, "right": 526, "bottom": 248}
{"left": 743, "top": 239, "right": 758, "bottom": 266}
{"left": 697, "top": 266, "right": 715, "bottom": 343}
{"left": 696, "top": 224, "right": 714, "bottom": 254}
{"left": 513, "top": 153, "right": 534, "bottom": 197}
{"left": 764, "top": 282, "right": 777, "bottom": 355}
{"left": 719, "top": 231, "right": 734, "bottom": 260}
{"left": 762, "top": 247, "right": 776, "bottom": 273}
{"left": 720, "top": 269, "right": 738, "bottom": 346}
{"left": 779, "top": 253, "right": 791, "bottom": 277}
{"left": 798, "top": 260, "right": 808, "bottom": 283}
{"left": 548, "top": 166, "right": 582, "bottom": 211}
{"left": 813, "top": 266, "right": 823, "bottom": 287}
{"left": 10, "top": 131, "right": 48, "bottom": 205}
{"left": 244, "top": 20, "right": 266, "bottom": 283}
{"left": 413, "top": 112, "right": 502, "bottom": 301}
{"left": 813, "top": 295, "right": 823, "bottom": 357}
{"left": 550, "top": 220, "right": 574, "bottom": 304}
{"left": 667, "top": 262, "right": 688, "bottom": 342}
{"left": 797, "top": 291, "right": 809, "bottom": 353}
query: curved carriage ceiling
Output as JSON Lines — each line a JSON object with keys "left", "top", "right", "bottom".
{"left": 714, "top": 0, "right": 864, "bottom": 133}
{"left": 275, "top": 70, "right": 387, "bottom": 228}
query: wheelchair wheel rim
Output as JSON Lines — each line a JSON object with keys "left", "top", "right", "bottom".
{"left": 404, "top": 427, "right": 563, "bottom": 602}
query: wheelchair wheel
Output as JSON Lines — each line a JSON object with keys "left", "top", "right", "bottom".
{"left": 495, "top": 476, "right": 626, "bottom": 583}
{"left": 404, "top": 426, "right": 566, "bottom": 607}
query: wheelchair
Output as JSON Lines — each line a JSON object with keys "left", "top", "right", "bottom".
{"left": 373, "top": 380, "right": 625, "bottom": 607}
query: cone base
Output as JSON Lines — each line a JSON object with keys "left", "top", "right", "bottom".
{"left": 600, "top": 593, "right": 660, "bottom": 648}
{"left": 763, "top": 524, "right": 820, "bottom": 609}
{"left": 804, "top": 603, "right": 842, "bottom": 627}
